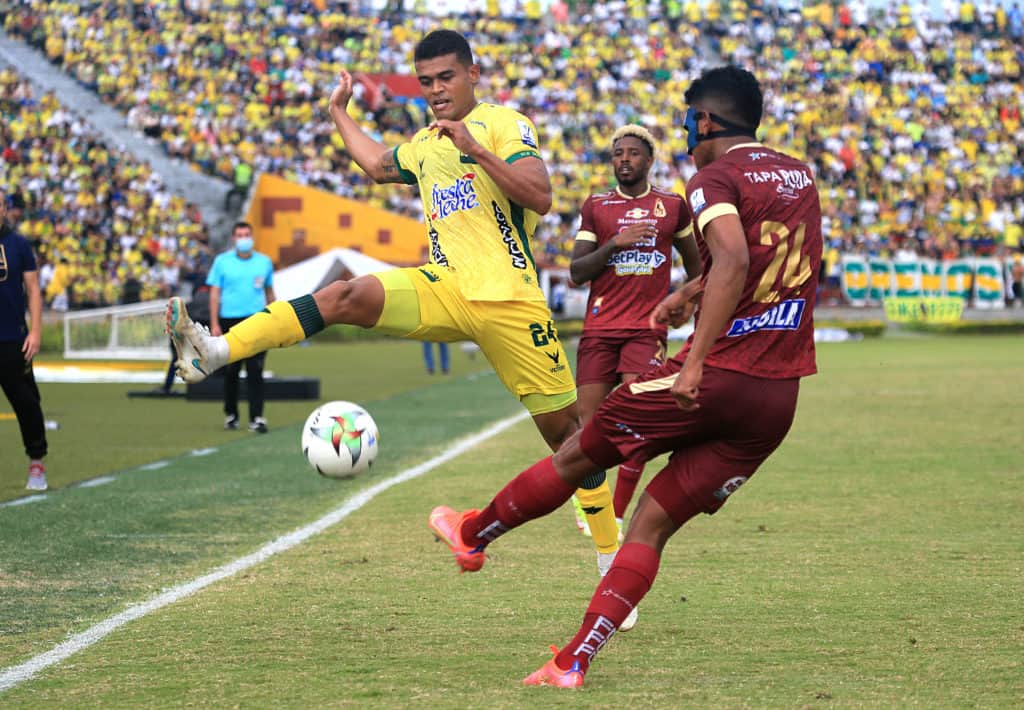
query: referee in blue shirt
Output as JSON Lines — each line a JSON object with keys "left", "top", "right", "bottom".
{"left": 207, "top": 222, "right": 275, "bottom": 433}
{"left": 0, "top": 190, "right": 48, "bottom": 490}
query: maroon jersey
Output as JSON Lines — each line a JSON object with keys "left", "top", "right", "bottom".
{"left": 577, "top": 186, "right": 691, "bottom": 332}
{"left": 677, "top": 143, "right": 821, "bottom": 379}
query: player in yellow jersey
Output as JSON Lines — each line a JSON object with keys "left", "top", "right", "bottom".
{"left": 165, "top": 29, "right": 624, "bottom": 580}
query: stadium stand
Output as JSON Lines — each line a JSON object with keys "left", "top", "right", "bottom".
{"left": 0, "top": 66, "right": 213, "bottom": 308}
{"left": 2, "top": 1, "right": 1022, "bottom": 294}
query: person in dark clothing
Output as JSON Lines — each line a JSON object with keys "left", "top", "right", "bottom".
{"left": 0, "top": 190, "right": 48, "bottom": 490}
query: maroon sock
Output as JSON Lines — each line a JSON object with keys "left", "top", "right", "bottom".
{"left": 460, "top": 455, "right": 575, "bottom": 548}
{"left": 613, "top": 460, "right": 644, "bottom": 519}
{"left": 555, "top": 543, "right": 661, "bottom": 673}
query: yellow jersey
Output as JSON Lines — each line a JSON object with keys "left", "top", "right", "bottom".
{"left": 393, "top": 102, "right": 545, "bottom": 302}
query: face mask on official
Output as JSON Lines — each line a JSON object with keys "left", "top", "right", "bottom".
{"left": 684, "top": 107, "right": 756, "bottom": 155}
{"left": 235, "top": 236, "right": 254, "bottom": 254}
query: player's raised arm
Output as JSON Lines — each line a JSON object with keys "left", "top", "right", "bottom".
{"left": 327, "top": 70, "right": 405, "bottom": 184}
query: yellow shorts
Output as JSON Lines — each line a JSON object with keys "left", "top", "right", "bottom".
{"left": 372, "top": 265, "right": 576, "bottom": 415}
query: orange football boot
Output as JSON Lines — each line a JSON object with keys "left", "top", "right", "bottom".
{"left": 522, "top": 646, "right": 585, "bottom": 688}
{"left": 428, "top": 505, "right": 486, "bottom": 572}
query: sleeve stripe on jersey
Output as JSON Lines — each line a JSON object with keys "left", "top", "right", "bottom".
{"left": 674, "top": 225, "right": 694, "bottom": 241}
{"left": 697, "top": 203, "right": 739, "bottom": 233}
{"left": 575, "top": 230, "right": 598, "bottom": 242}
{"left": 392, "top": 146, "right": 418, "bottom": 185}
{"left": 628, "top": 374, "right": 677, "bottom": 395}
{"left": 505, "top": 150, "right": 541, "bottom": 164}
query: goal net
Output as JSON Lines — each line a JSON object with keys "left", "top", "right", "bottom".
{"left": 63, "top": 300, "right": 169, "bottom": 360}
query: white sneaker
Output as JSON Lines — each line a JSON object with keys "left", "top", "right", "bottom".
{"left": 26, "top": 462, "right": 47, "bottom": 491}
{"left": 166, "top": 297, "right": 228, "bottom": 383}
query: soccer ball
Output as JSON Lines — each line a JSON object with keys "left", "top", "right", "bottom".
{"left": 301, "top": 401, "right": 379, "bottom": 478}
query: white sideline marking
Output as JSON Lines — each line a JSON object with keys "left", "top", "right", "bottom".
{"left": 190, "top": 448, "right": 217, "bottom": 457}
{"left": 0, "top": 494, "right": 47, "bottom": 509}
{"left": 0, "top": 410, "right": 530, "bottom": 693}
{"left": 78, "top": 476, "right": 116, "bottom": 489}
{"left": 138, "top": 461, "right": 169, "bottom": 471}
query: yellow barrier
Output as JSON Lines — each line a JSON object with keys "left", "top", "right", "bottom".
{"left": 246, "top": 174, "right": 426, "bottom": 266}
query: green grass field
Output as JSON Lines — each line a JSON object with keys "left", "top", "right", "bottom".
{"left": 1, "top": 335, "right": 1022, "bottom": 707}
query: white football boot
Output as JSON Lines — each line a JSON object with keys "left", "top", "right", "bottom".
{"left": 165, "top": 297, "right": 229, "bottom": 383}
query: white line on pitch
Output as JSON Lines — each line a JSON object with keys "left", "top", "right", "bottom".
{"left": 189, "top": 448, "right": 217, "bottom": 457}
{"left": 78, "top": 477, "right": 116, "bottom": 489}
{"left": 137, "top": 461, "right": 169, "bottom": 471}
{"left": 0, "top": 494, "right": 47, "bottom": 509}
{"left": 0, "top": 410, "right": 530, "bottom": 694}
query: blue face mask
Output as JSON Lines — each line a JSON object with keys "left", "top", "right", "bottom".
{"left": 235, "top": 237, "right": 254, "bottom": 253}
{"left": 684, "top": 107, "right": 701, "bottom": 155}
{"left": 683, "top": 107, "right": 757, "bottom": 155}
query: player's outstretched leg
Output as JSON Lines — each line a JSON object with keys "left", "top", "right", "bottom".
{"left": 166, "top": 297, "right": 229, "bottom": 383}
{"left": 428, "top": 454, "right": 577, "bottom": 570}
{"left": 166, "top": 292, "right": 332, "bottom": 384}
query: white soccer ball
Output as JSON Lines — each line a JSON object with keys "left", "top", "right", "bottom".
{"left": 301, "top": 401, "right": 379, "bottom": 478}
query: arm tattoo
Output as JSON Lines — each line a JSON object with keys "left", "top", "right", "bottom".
{"left": 380, "top": 151, "right": 400, "bottom": 181}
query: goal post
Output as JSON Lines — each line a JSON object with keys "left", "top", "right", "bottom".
{"left": 63, "top": 300, "right": 169, "bottom": 360}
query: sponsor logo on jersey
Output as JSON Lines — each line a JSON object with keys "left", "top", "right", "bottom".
{"left": 492, "top": 201, "right": 528, "bottom": 270}
{"left": 654, "top": 198, "right": 666, "bottom": 217}
{"left": 607, "top": 249, "right": 667, "bottom": 276}
{"left": 726, "top": 298, "right": 805, "bottom": 337}
{"left": 749, "top": 152, "right": 770, "bottom": 161}
{"left": 742, "top": 168, "right": 813, "bottom": 190}
{"left": 431, "top": 173, "right": 479, "bottom": 221}
{"left": 591, "top": 296, "right": 603, "bottom": 315}
{"left": 517, "top": 120, "right": 537, "bottom": 148}
{"left": 624, "top": 207, "right": 649, "bottom": 219}
{"left": 689, "top": 187, "right": 706, "bottom": 215}
{"left": 426, "top": 222, "right": 449, "bottom": 266}
{"left": 712, "top": 476, "right": 748, "bottom": 501}
{"left": 600, "top": 199, "right": 627, "bottom": 206}
{"left": 469, "top": 120, "right": 487, "bottom": 129}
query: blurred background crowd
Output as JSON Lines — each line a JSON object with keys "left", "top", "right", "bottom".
{"left": 1, "top": 0, "right": 1022, "bottom": 308}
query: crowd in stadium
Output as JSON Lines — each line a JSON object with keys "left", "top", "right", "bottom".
{"left": 0, "top": 68, "right": 213, "bottom": 309}
{"left": 1, "top": 0, "right": 1023, "bottom": 309}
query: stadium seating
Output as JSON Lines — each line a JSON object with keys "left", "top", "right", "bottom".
{"left": 0, "top": 67, "right": 212, "bottom": 308}
{"left": 3, "top": 1, "right": 1022, "bottom": 285}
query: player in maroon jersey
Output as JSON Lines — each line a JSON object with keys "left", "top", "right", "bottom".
{"left": 428, "top": 65, "right": 822, "bottom": 687}
{"left": 569, "top": 124, "right": 701, "bottom": 539}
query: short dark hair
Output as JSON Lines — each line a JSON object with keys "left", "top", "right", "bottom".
{"left": 233, "top": 221, "right": 253, "bottom": 234}
{"left": 414, "top": 30, "right": 474, "bottom": 66}
{"left": 684, "top": 66, "right": 763, "bottom": 131}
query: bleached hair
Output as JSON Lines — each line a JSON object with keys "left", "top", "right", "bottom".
{"left": 610, "top": 125, "right": 656, "bottom": 158}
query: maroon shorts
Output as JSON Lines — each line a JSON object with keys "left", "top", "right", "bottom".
{"left": 575, "top": 331, "right": 667, "bottom": 386}
{"left": 579, "top": 362, "right": 800, "bottom": 524}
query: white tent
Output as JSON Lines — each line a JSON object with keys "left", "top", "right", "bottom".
{"left": 272, "top": 248, "right": 397, "bottom": 301}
